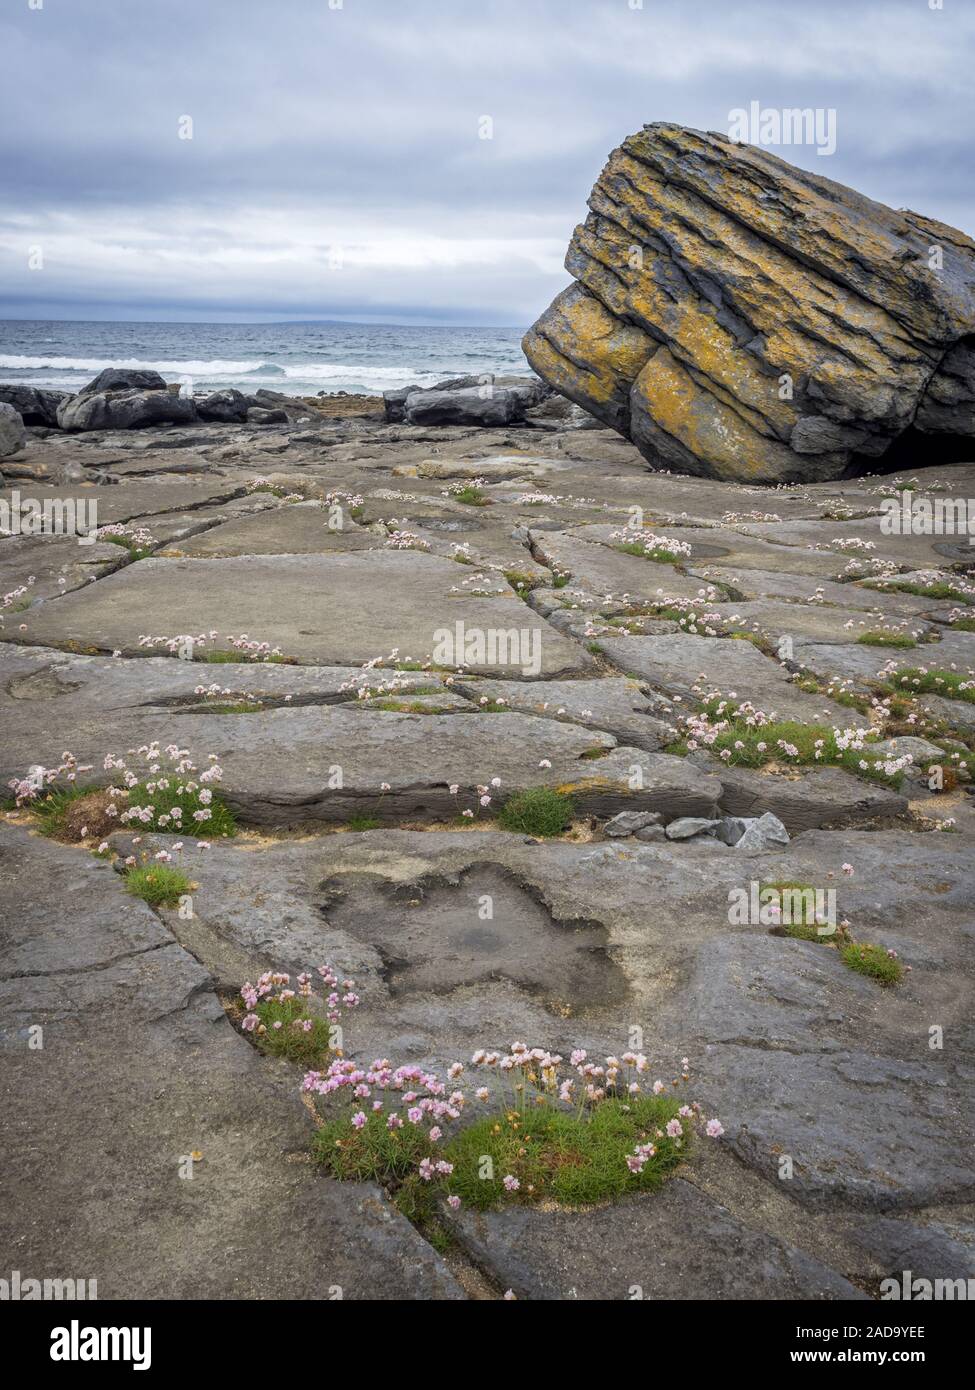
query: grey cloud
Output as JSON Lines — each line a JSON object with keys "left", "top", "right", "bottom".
{"left": 0, "top": 0, "right": 971, "bottom": 323}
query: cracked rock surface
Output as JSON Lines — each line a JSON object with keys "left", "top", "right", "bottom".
{"left": 2, "top": 406, "right": 974, "bottom": 1300}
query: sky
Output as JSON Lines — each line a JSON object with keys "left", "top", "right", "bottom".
{"left": 0, "top": 0, "right": 972, "bottom": 327}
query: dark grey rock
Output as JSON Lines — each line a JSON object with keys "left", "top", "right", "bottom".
{"left": 0, "top": 402, "right": 26, "bottom": 458}
{"left": 79, "top": 367, "right": 168, "bottom": 396}
{"left": 404, "top": 386, "right": 532, "bottom": 427}
{"left": 57, "top": 388, "right": 198, "bottom": 432}
{"left": 0, "top": 384, "right": 70, "bottom": 427}
{"left": 690, "top": 754, "right": 909, "bottom": 831}
{"left": 0, "top": 826, "right": 463, "bottom": 1300}
{"left": 197, "top": 387, "right": 250, "bottom": 422}
{"left": 634, "top": 823, "right": 666, "bottom": 842}
{"left": 851, "top": 1215, "right": 975, "bottom": 1283}
{"left": 382, "top": 385, "right": 422, "bottom": 423}
{"left": 444, "top": 1180, "right": 866, "bottom": 1300}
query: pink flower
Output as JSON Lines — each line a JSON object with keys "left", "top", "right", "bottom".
{"left": 706, "top": 1118, "right": 725, "bottom": 1138}
{"left": 351, "top": 1111, "right": 367, "bottom": 1130}
{"left": 502, "top": 1175, "right": 520, "bottom": 1192}
{"left": 447, "top": 1195, "right": 461, "bottom": 1210}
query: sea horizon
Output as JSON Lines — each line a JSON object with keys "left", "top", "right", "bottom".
{"left": 0, "top": 317, "right": 533, "bottom": 398}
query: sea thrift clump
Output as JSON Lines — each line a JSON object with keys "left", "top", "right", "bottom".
{"left": 385, "top": 531, "right": 431, "bottom": 551}
{"left": 609, "top": 528, "right": 692, "bottom": 563}
{"left": 300, "top": 1000, "right": 724, "bottom": 1218}
{"left": 9, "top": 742, "right": 237, "bottom": 837}
{"left": 675, "top": 695, "right": 911, "bottom": 785}
{"left": 239, "top": 965, "right": 360, "bottom": 1066}
{"left": 137, "top": 630, "right": 288, "bottom": 662}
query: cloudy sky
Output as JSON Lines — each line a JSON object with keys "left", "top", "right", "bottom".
{"left": 0, "top": 0, "right": 971, "bottom": 326}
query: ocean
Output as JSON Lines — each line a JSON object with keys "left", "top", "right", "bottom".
{"left": 0, "top": 320, "right": 531, "bottom": 398}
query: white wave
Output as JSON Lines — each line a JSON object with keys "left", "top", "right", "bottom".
{"left": 0, "top": 353, "right": 528, "bottom": 394}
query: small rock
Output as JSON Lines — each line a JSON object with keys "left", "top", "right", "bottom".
{"left": 247, "top": 407, "right": 289, "bottom": 425}
{"left": 665, "top": 816, "right": 719, "bottom": 840}
{"left": 734, "top": 812, "right": 790, "bottom": 852}
{"left": 634, "top": 823, "right": 667, "bottom": 843}
{"left": 714, "top": 816, "right": 750, "bottom": 846}
{"left": 603, "top": 810, "right": 662, "bottom": 838}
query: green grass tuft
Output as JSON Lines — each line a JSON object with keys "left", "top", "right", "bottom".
{"left": 679, "top": 702, "right": 905, "bottom": 787}
{"left": 453, "top": 485, "right": 489, "bottom": 506}
{"left": 885, "top": 667, "right": 975, "bottom": 705}
{"left": 124, "top": 863, "right": 192, "bottom": 907}
{"left": 839, "top": 942, "right": 904, "bottom": 985}
{"left": 497, "top": 787, "right": 574, "bottom": 836}
{"left": 250, "top": 996, "right": 336, "bottom": 1067}
{"left": 856, "top": 631, "right": 917, "bottom": 648}
{"left": 205, "top": 650, "right": 289, "bottom": 664}
{"left": 315, "top": 1093, "right": 688, "bottom": 1221}
{"left": 865, "top": 579, "right": 973, "bottom": 604}
{"left": 31, "top": 785, "right": 91, "bottom": 838}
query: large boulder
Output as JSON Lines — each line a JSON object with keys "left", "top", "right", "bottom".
{"left": 57, "top": 387, "right": 197, "bottom": 432}
{"left": 78, "top": 367, "right": 168, "bottom": 396}
{"left": 0, "top": 385, "right": 70, "bottom": 427}
{"left": 0, "top": 402, "right": 27, "bottom": 458}
{"left": 197, "top": 387, "right": 250, "bottom": 423}
{"left": 387, "top": 374, "right": 549, "bottom": 427}
{"left": 403, "top": 383, "right": 534, "bottom": 427}
{"left": 524, "top": 123, "right": 975, "bottom": 483}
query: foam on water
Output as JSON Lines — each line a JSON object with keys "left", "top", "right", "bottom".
{"left": 0, "top": 320, "right": 530, "bottom": 396}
